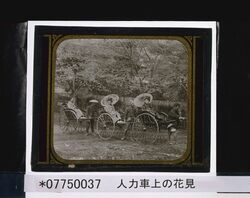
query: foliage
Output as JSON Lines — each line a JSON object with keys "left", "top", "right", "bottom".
{"left": 55, "top": 39, "right": 188, "bottom": 102}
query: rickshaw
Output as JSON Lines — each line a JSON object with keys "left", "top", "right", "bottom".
{"left": 58, "top": 101, "right": 87, "bottom": 133}
{"left": 96, "top": 93, "right": 180, "bottom": 144}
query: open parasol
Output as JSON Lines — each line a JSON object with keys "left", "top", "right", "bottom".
{"left": 101, "top": 94, "right": 119, "bottom": 106}
{"left": 133, "top": 93, "right": 153, "bottom": 107}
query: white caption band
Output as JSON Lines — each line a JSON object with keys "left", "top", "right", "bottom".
{"left": 25, "top": 175, "right": 250, "bottom": 193}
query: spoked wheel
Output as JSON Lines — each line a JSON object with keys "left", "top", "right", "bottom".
{"left": 132, "top": 112, "right": 159, "bottom": 144}
{"left": 59, "top": 109, "right": 79, "bottom": 133}
{"left": 97, "top": 113, "right": 115, "bottom": 140}
{"left": 61, "top": 120, "right": 79, "bottom": 133}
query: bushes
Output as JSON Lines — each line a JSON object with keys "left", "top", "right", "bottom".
{"left": 53, "top": 93, "right": 187, "bottom": 116}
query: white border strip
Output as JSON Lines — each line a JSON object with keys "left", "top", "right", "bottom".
{"left": 210, "top": 22, "right": 217, "bottom": 177}
{"left": 28, "top": 21, "right": 216, "bottom": 28}
{"left": 26, "top": 21, "right": 217, "bottom": 177}
{"left": 26, "top": 21, "right": 35, "bottom": 174}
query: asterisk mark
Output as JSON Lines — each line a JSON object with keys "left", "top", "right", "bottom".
{"left": 39, "top": 180, "right": 46, "bottom": 188}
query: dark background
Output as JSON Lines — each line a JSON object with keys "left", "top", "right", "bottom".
{"left": 0, "top": 6, "right": 250, "bottom": 196}
{"left": 217, "top": 20, "right": 250, "bottom": 175}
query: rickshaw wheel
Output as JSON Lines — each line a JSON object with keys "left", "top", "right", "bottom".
{"left": 131, "top": 112, "right": 159, "bottom": 144}
{"left": 97, "top": 113, "right": 115, "bottom": 140}
{"left": 59, "top": 108, "right": 79, "bottom": 133}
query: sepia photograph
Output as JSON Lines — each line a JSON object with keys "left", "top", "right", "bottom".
{"left": 30, "top": 25, "right": 213, "bottom": 171}
{"left": 52, "top": 36, "right": 191, "bottom": 163}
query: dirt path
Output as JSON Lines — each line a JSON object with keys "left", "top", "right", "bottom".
{"left": 53, "top": 125, "right": 188, "bottom": 161}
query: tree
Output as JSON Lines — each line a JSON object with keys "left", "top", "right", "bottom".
{"left": 56, "top": 56, "right": 87, "bottom": 98}
{"left": 55, "top": 38, "right": 189, "bottom": 102}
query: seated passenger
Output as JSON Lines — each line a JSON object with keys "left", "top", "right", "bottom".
{"left": 141, "top": 96, "right": 153, "bottom": 111}
{"left": 67, "top": 97, "right": 85, "bottom": 120}
{"left": 168, "top": 103, "right": 185, "bottom": 127}
{"left": 104, "top": 97, "right": 124, "bottom": 124}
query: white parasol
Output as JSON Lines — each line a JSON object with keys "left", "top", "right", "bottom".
{"left": 133, "top": 93, "right": 153, "bottom": 107}
{"left": 101, "top": 94, "right": 119, "bottom": 106}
